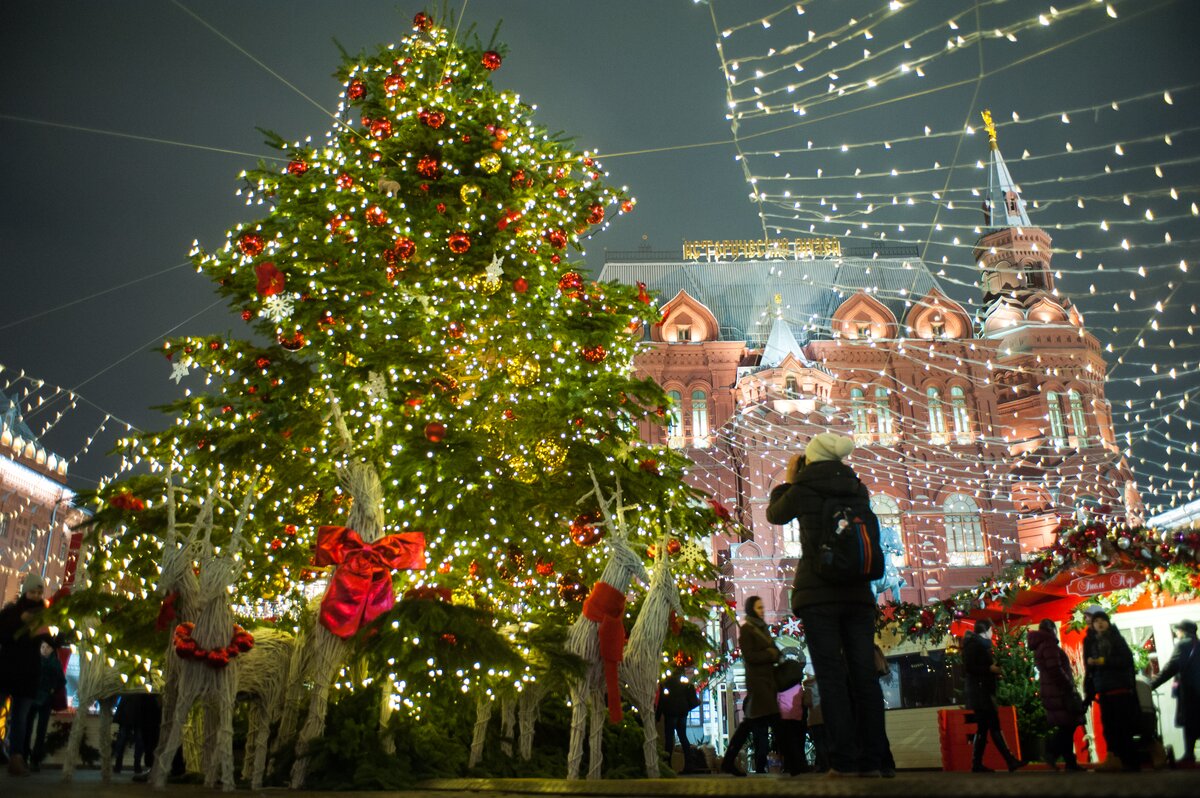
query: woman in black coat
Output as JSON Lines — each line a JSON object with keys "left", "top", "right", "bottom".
{"left": 1150, "top": 619, "right": 1200, "bottom": 763}
{"left": 1027, "top": 620, "right": 1084, "bottom": 771}
{"left": 720, "top": 597, "right": 795, "bottom": 776}
{"left": 1083, "top": 611, "right": 1141, "bottom": 771}
{"left": 0, "top": 573, "right": 50, "bottom": 777}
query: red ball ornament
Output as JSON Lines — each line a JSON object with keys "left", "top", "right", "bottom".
{"left": 557, "top": 572, "right": 587, "bottom": 602}
{"left": 422, "top": 110, "right": 446, "bottom": 129}
{"left": 448, "top": 231, "right": 471, "bottom": 253}
{"left": 667, "top": 538, "right": 682, "bottom": 556}
{"left": 621, "top": 199, "right": 635, "bottom": 213}
{"left": 370, "top": 119, "right": 393, "bottom": 139}
{"left": 586, "top": 204, "right": 605, "bottom": 225}
{"left": 424, "top": 422, "right": 447, "bottom": 443}
{"left": 413, "top": 12, "right": 433, "bottom": 30}
{"left": 570, "top": 512, "right": 604, "bottom": 547}
{"left": 287, "top": 160, "right": 309, "bottom": 176}
{"left": 237, "top": 233, "right": 265, "bottom": 257}
{"left": 639, "top": 457, "right": 659, "bottom": 474}
{"left": 447, "top": 321, "right": 464, "bottom": 339}
{"left": 513, "top": 277, "right": 529, "bottom": 293}
{"left": 241, "top": 310, "right": 253, "bottom": 321}
{"left": 436, "top": 202, "right": 447, "bottom": 214}
{"left": 417, "top": 155, "right": 442, "bottom": 179}
{"left": 278, "top": 331, "right": 305, "bottom": 351}
{"left": 581, "top": 345, "right": 607, "bottom": 363}
{"left": 384, "top": 74, "right": 406, "bottom": 96}
{"left": 545, "top": 229, "right": 568, "bottom": 250}
{"left": 481, "top": 51, "right": 502, "bottom": 71}
{"left": 347, "top": 79, "right": 366, "bottom": 100}
{"left": 558, "top": 271, "right": 583, "bottom": 294}
{"left": 255, "top": 357, "right": 270, "bottom": 369}
{"left": 384, "top": 237, "right": 416, "bottom": 265}
{"left": 365, "top": 206, "right": 389, "bottom": 227}
{"left": 336, "top": 173, "right": 354, "bottom": 189}
{"left": 535, "top": 558, "right": 555, "bottom": 576}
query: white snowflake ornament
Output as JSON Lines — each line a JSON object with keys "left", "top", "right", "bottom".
{"left": 261, "top": 293, "right": 295, "bottom": 323}
{"left": 677, "top": 540, "right": 708, "bottom": 570}
{"left": 169, "top": 360, "right": 190, "bottom": 384}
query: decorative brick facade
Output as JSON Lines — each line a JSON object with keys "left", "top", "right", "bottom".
{"left": 599, "top": 140, "right": 1140, "bottom": 625}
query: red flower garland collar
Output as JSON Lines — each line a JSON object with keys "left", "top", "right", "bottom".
{"left": 173, "top": 622, "right": 255, "bottom": 669}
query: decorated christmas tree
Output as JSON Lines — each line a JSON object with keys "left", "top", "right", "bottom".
{"left": 54, "top": 11, "right": 725, "bottom": 784}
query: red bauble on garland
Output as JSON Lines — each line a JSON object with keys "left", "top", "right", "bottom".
{"left": 586, "top": 204, "right": 605, "bottom": 225}
{"left": 580, "top": 345, "right": 607, "bottom": 363}
{"left": 346, "top": 79, "right": 366, "bottom": 100}
{"left": 570, "top": 512, "right": 604, "bottom": 547}
{"left": 384, "top": 74, "right": 406, "bottom": 96}
{"left": 108, "top": 491, "right": 145, "bottom": 513}
{"left": 365, "top": 206, "right": 389, "bottom": 227}
{"left": 173, "top": 622, "right": 255, "bottom": 669}
{"left": 424, "top": 422, "right": 446, "bottom": 443}
{"left": 413, "top": 12, "right": 433, "bottom": 30}
{"left": 417, "top": 155, "right": 442, "bottom": 179}
{"left": 557, "top": 271, "right": 583, "bottom": 294}
{"left": 545, "top": 229, "right": 568, "bottom": 250}
{"left": 237, "top": 233, "right": 265, "bottom": 257}
{"left": 384, "top": 237, "right": 416, "bottom": 266}
{"left": 447, "top": 231, "right": 471, "bottom": 253}
{"left": 421, "top": 110, "right": 446, "bottom": 129}
{"left": 557, "top": 571, "right": 587, "bottom": 602}
{"left": 287, "top": 160, "right": 309, "bottom": 176}
{"left": 278, "top": 331, "right": 306, "bottom": 351}
{"left": 481, "top": 51, "right": 502, "bottom": 71}
{"left": 513, "top": 277, "right": 529, "bottom": 294}
{"left": 370, "top": 119, "right": 393, "bottom": 139}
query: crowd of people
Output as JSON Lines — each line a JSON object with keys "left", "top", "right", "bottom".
{"left": 661, "top": 432, "right": 1200, "bottom": 778}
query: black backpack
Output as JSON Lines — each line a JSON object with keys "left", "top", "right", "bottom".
{"left": 814, "top": 496, "right": 885, "bottom": 582}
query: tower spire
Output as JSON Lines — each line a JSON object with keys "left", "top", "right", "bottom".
{"left": 981, "top": 108, "right": 1031, "bottom": 229}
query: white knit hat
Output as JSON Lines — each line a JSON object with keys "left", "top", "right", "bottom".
{"left": 805, "top": 433, "right": 855, "bottom": 463}
{"left": 21, "top": 572, "right": 46, "bottom": 594}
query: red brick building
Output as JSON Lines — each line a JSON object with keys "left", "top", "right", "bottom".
{"left": 1, "top": 387, "right": 85, "bottom": 601}
{"left": 600, "top": 136, "right": 1140, "bottom": 624}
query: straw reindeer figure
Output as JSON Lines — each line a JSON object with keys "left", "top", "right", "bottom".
{"left": 618, "top": 532, "right": 684, "bottom": 777}
{"left": 151, "top": 482, "right": 257, "bottom": 791}
{"left": 235, "top": 626, "right": 295, "bottom": 789}
{"left": 565, "top": 469, "right": 651, "bottom": 780}
{"left": 276, "top": 396, "right": 424, "bottom": 788}
{"left": 60, "top": 537, "right": 131, "bottom": 783}
{"left": 146, "top": 478, "right": 209, "bottom": 786}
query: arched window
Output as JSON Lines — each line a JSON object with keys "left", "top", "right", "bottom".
{"left": 875, "top": 387, "right": 896, "bottom": 444}
{"left": 691, "top": 389, "right": 710, "bottom": 448}
{"left": 870, "top": 494, "right": 905, "bottom": 567}
{"left": 782, "top": 519, "right": 801, "bottom": 557}
{"left": 1067, "top": 389, "right": 1088, "bottom": 445}
{"left": 944, "top": 493, "right": 987, "bottom": 566}
{"left": 785, "top": 375, "right": 799, "bottom": 398}
{"left": 850, "top": 388, "right": 871, "bottom": 443}
{"left": 927, "top": 387, "right": 947, "bottom": 444}
{"left": 666, "top": 390, "right": 684, "bottom": 449}
{"left": 950, "top": 386, "right": 971, "bottom": 444}
{"left": 1046, "top": 390, "right": 1066, "bottom": 448}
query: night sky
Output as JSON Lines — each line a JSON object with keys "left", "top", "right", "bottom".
{"left": 2, "top": 1, "right": 1198, "bottom": 511}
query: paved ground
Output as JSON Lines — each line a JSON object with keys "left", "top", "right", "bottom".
{"left": 3, "top": 767, "right": 1197, "bottom": 798}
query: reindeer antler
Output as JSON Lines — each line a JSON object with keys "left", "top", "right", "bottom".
{"left": 326, "top": 390, "right": 356, "bottom": 455}
{"left": 165, "top": 471, "right": 178, "bottom": 546}
{"left": 197, "top": 482, "right": 218, "bottom": 548}
{"left": 228, "top": 475, "right": 260, "bottom": 553}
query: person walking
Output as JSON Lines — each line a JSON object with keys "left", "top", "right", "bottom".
{"left": 22, "top": 640, "right": 66, "bottom": 771}
{"left": 1149, "top": 619, "right": 1200, "bottom": 764}
{"left": 0, "top": 572, "right": 51, "bottom": 777}
{"left": 777, "top": 651, "right": 811, "bottom": 775}
{"left": 1026, "top": 619, "right": 1084, "bottom": 771}
{"left": 962, "top": 619, "right": 1026, "bottom": 772}
{"left": 802, "top": 673, "right": 829, "bottom": 773}
{"left": 1083, "top": 610, "right": 1141, "bottom": 771}
{"left": 656, "top": 668, "right": 700, "bottom": 774}
{"left": 766, "top": 433, "right": 887, "bottom": 777}
{"left": 721, "top": 596, "right": 794, "bottom": 776}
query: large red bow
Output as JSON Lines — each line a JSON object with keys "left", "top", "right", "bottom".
{"left": 582, "top": 581, "right": 628, "bottom": 724}
{"left": 315, "top": 525, "right": 426, "bottom": 639}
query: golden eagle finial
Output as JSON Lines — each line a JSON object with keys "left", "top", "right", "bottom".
{"left": 981, "top": 109, "right": 998, "bottom": 150}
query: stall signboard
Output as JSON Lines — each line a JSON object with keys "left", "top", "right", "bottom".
{"left": 1063, "top": 570, "right": 1143, "bottom": 597}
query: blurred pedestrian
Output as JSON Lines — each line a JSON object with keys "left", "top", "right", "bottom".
{"left": 22, "top": 640, "right": 66, "bottom": 771}
{"left": 802, "top": 673, "right": 829, "bottom": 772}
{"left": 777, "top": 650, "right": 811, "bottom": 775}
{"left": 1027, "top": 619, "right": 1084, "bottom": 771}
{"left": 962, "top": 619, "right": 1025, "bottom": 772}
{"left": 1149, "top": 619, "right": 1200, "bottom": 764}
{"left": 0, "top": 572, "right": 51, "bottom": 777}
{"left": 1083, "top": 611, "right": 1141, "bottom": 771}
{"left": 657, "top": 668, "right": 699, "bottom": 774}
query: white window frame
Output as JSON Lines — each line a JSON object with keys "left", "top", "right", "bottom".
{"left": 944, "top": 493, "right": 987, "bottom": 567}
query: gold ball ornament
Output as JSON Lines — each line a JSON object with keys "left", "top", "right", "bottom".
{"left": 534, "top": 440, "right": 567, "bottom": 471}
{"left": 459, "top": 183, "right": 481, "bottom": 205}
{"left": 470, "top": 273, "right": 502, "bottom": 296}
{"left": 509, "top": 455, "right": 538, "bottom": 484}
{"left": 505, "top": 355, "right": 540, "bottom": 386}
{"left": 479, "top": 153, "right": 502, "bottom": 174}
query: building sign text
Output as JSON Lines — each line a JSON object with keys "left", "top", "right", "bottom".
{"left": 682, "top": 237, "right": 841, "bottom": 261}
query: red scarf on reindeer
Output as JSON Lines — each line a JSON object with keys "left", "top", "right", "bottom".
{"left": 315, "top": 525, "right": 426, "bottom": 638}
{"left": 582, "top": 580, "right": 627, "bottom": 723}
